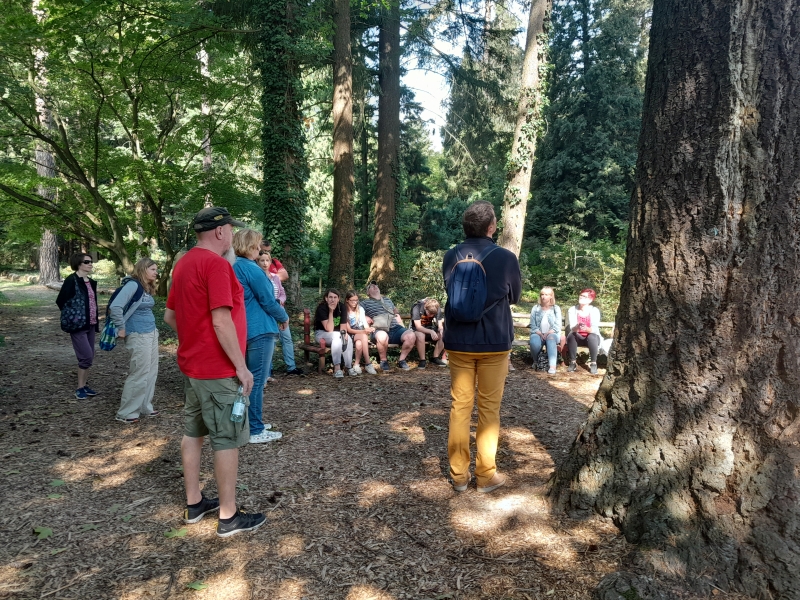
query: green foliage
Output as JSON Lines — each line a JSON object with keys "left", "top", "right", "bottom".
{"left": 525, "top": 224, "right": 625, "bottom": 319}
{"left": 386, "top": 249, "right": 446, "bottom": 311}
{"left": 529, "top": 0, "right": 651, "bottom": 243}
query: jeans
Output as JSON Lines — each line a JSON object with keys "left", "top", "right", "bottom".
{"left": 245, "top": 333, "right": 277, "bottom": 436}
{"left": 530, "top": 332, "right": 559, "bottom": 368}
{"left": 447, "top": 350, "right": 509, "bottom": 487}
{"left": 275, "top": 325, "right": 296, "bottom": 371}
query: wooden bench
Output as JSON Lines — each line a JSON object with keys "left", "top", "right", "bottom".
{"left": 298, "top": 308, "right": 410, "bottom": 373}
{"left": 298, "top": 308, "right": 616, "bottom": 373}
{"left": 510, "top": 312, "right": 616, "bottom": 362}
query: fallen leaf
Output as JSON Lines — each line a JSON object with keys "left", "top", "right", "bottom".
{"left": 47, "top": 494, "right": 63, "bottom": 499}
{"left": 164, "top": 527, "right": 188, "bottom": 538}
{"left": 49, "top": 479, "right": 65, "bottom": 487}
{"left": 108, "top": 503, "right": 122, "bottom": 513}
{"left": 121, "top": 514, "right": 133, "bottom": 522}
{"left": 33, "top": 526, "right": 53, "bottom": 540}
{"left": 186, "top": 581, "right": 208, "bottom": 591}
{"left": 80, "top": 524, "right": 100, "bottom": 531}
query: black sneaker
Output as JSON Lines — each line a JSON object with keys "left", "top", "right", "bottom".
{"left": 430, "top": 356, "right": 448, "bottom": 367}
{"left": 184, "top": 495, "right": 220, "bottom": 524}
{"left": 285, "top": 367, "right": 305, "bottom": 376}
{"left": 417, "top": 360, "right": 427, "bottom": 369}
{"left": 216, "top": 509, "right": 266, "bottom": 538}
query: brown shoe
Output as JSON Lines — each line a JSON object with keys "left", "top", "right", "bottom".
{"left": 477, "top": 473, "right": 507, "bottom": 493}
{"left": 452, "top": 475, "right": 472, "bottom": 492}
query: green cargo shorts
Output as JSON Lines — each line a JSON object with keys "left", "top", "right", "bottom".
{"left": 183, "top": 376, "right": 249, "bottom": 451}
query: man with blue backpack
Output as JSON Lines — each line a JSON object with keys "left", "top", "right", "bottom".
{"left": 442, "top": 201, "right": 521, "bottom": 494}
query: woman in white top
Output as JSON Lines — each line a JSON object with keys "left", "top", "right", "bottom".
{"left": 566, "top": 288, "right": 602, "bottom": 374}
{"left": 342, "top": 290, "right": 377, "bottom": 375}
{"left": 529, "top": 286, "right": 562, "bottom": 374}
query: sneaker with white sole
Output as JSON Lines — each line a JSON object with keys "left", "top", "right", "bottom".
{"left": 398, "top": 360, "right": 410, "bottom": 370}
{"left": 334, "top": 370, "right": 344, "bottom": 378}
{"left": 216, "top": 509, "right": 266, "bottom": 538}
{"left": 380, "top": 361, "right": 390, "bottom": 372}
{"left": 365, "top": 363, "right": 378, "bottom": 375}
{"left": 351, "top": 364, "right": 363, "bottom": 375}
{"left": 590, "top": 362, "right": 598, "bottom": 375}
{"left": 249, "top": 430, "right": 282, "bottom": 444}
{"left": 348, "top": 367, "right": 360, "bottom": 376}
{"left": 184, "top": 495, "right": 219, "bottom": 524}
{"left": 430, "top": 356, "right": 447, "bottom": 367}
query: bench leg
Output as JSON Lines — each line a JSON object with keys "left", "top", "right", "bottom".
{"left": 318, "top": 353, "right": 325, "bottom": 374}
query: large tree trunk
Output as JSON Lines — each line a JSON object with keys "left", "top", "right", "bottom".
{"left": 328, "top": 0, "right": 355, "bottom": 290}
{"left": 551, "top": 1, "right": 800, "bottom": 598}
{"left": 497, "top": 0, "right": 549, "bottom": 257}
{"left": 369, "top": 0, "right": 400, "bottom": 284}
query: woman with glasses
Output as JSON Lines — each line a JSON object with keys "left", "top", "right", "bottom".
{"left": 342, "top": 290, "right": 377, "bottom": 375}
{"left": 109, "top": 258, "right": 160, "bottom": 423}
{"left": 566, "top": 288, "right": 602, "bottom": 374}
{"left": 56, "top": 253, "right": 100, "bottom": 399}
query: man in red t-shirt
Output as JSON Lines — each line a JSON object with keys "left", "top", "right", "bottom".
{"left": 165, "top": 206, "right": 265, "bottom": 538}
{"left": 261, "top": 240, "right": 288, "bottom": 282}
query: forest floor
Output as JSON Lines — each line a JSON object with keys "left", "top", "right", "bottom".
{"left": 0, "top": 281, "right": 749, "bottom": 600}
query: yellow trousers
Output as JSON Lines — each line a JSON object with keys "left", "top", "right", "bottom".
{"left": 447, "top": 350, "right": 509, "bottom": 487}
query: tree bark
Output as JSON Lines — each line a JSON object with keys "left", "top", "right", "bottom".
{"left": 328, "top": 0, "right": 355, "bottom": 290}
{"left": 369, "top": 0, "right": 400, "bottom": 284}
{"left": 497, "top": 0, "right": 549, "bottom": 257}
{"left": 551, "top": 1, "right": 800, "bottom": 597}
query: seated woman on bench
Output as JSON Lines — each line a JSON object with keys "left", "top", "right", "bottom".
{"left": 566, "top": 288, "right": 602, "bottom": 375}
{"left": 529, "top": 286, "right": 563, "bottom": 375}
{"left": 314, "top": 288, "right": 355, "bottom": 378}
{"left": 343, "top": 290, "right": 377, "bottom": 375}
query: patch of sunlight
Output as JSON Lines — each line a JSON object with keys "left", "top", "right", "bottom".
{"left": 357, "top": 481, "right": 398, "bottom": 507}
{"left": 492, "top": 522, "right": 580, "bottom": 567}
{"left": 276, "top": 578, "right": 308, "bottom": 599}
{"left": 53, "top": 437, "right": 169, "bottom": 490}
{"left": 346, "top": 583, "right": 396, "bottom": 600}
{"left": 296, "top": 389, "right": 315, "bottom": 395}
{"left": 451, "top": 493, "right": 547, "bottom": 535}
{"left": 0, "top": 563, "right": 27, "bottom": 596}
{"left": 325, "top": 485, "right": 346, "bottom": 498}
{"left": 663, "top": 489, "right": 694, "bottom": 521}
{"left": 387, "top": 411, "right": 426, "bottom": 444}
{"left": 277, "top": 534, "right": 305, "bottom": 558}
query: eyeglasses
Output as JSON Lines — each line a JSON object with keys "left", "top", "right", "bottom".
{"left": 579, "top": 294, "right": 592, "bottom": 299}
{"left": 82, "top": 260, "right": 93, "bottom": 265}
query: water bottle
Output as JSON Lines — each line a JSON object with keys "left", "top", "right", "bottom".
{"left": 230, "top": 385, "right": 246, "bottom": 423}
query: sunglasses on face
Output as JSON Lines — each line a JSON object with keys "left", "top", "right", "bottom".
{"left": 82, "top": 260, "right": 93, "bottom": 265}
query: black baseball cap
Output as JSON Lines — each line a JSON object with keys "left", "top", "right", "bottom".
{"left": 366, "top": 280, "right": 378, "bottom": 289}
{"left": 192, "top": 207, "right": 247, "bottom": 232}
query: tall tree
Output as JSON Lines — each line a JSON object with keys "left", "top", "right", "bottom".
{"left": 328, "top": 0, "right": 355, "bottom": 289}
{"left": 369, "top": 0, "right": 400, "bottom": 284}
{"left": 497, "top": 0, "right": 549, "bottom": 256}
{"left": 551, "top": 1, "right": 800, "bottom": 597}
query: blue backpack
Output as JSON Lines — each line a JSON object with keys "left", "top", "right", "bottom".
{"left": 445, "top": 244, "right": 498, "bottom": 322}
{"left": 99, "top": 280, "right": 144, "bottom": 351}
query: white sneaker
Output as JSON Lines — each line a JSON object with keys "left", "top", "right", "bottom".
{"left": 249, "top": 430, "right": 282, "bottom": 444}
{"left": 351, "top": 364, "right": 363, "bottom": 375}
{"left": 364, "top": 364, "right": 377, "bottom": 375}
{"left": 334, "top": 370, "right": 344, "bottom": 378}
{"left": 348, "top": 367, "right": 360, "bottom": 376}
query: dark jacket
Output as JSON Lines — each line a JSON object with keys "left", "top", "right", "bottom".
{"left": 442, "top": 236, "right": 521, "bottom": 352}
{"left": 55, "top": 272, "right": 99, "bottom": 333}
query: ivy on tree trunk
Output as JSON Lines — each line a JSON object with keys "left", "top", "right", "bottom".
{"left": 551, "top": 1, "right": 800, "bottom": 597}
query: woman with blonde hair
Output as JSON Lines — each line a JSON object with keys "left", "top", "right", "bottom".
{"left": 232, "top": 228, "right": 289, "bottom": 444}
{"left": 529, "top": 286, "right": 562, "bottom": 375}
{"left": 109, "top": 258, "right": 160, "bottom": 423}
{"left": 343, "top": 290, "right": 376, "bottom": 374}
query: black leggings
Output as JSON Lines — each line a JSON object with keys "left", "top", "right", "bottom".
{"left": 567, "top": 332, "right": 600, "bottom": 363}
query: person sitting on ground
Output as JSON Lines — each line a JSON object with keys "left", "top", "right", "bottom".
{"left": 411, "top": 297, "right": 447, "bottom": 368}
{"left": 260, "top": 240, "right": 288, "bottom": 282}
{"left": 566, "top": 288, "right": 602, "bottom": 375}
{"left": 343, "top": 290, "right": 377, "bottom": 375}
{"left": 314, "top": 288, "right": 355, "bottom": 378}
{"left": 360, "top": 281, "right": 418, "bottom": 372}
{"left": 529, "top": 286, "right": 562, "bottom": 375}
{"left": 257, "top": 251, "right": 303, "bottom": 377}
